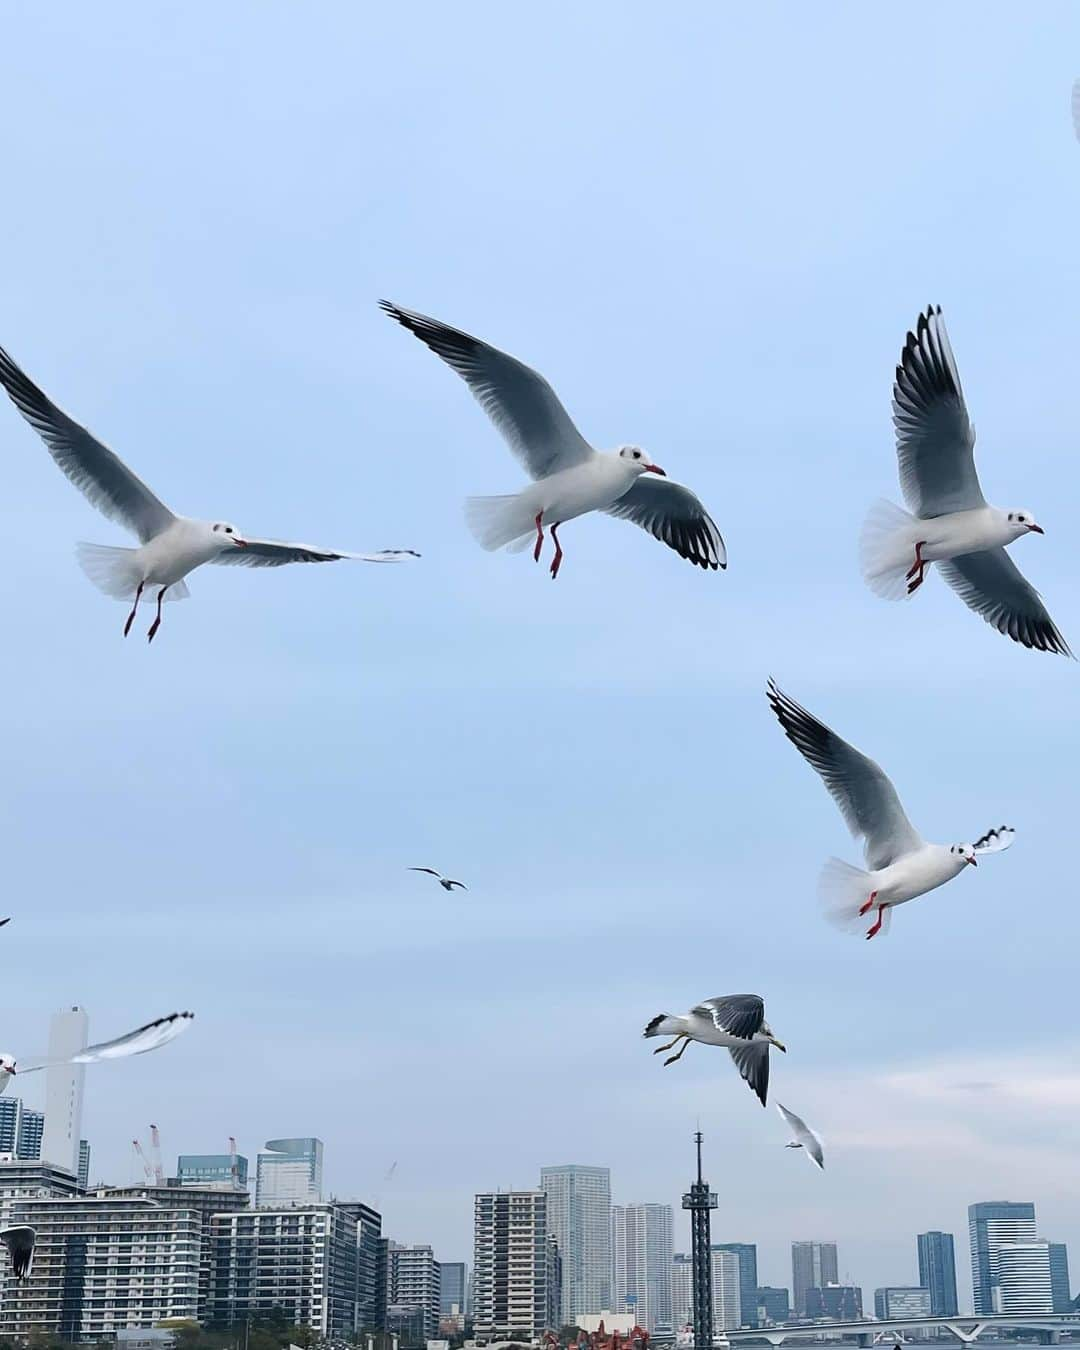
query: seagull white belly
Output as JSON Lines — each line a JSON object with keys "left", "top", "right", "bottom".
{"left": 874, "top": 850, "right": 966, "bottom": 907}
{"left": 138, "top": 522, "right": 220, "bottom": 586}
{"left": 917, "top": 508, "right": 1014, "bottom": 562}
{"left": 522, "top": 460, "right": 636, "bottom": 524}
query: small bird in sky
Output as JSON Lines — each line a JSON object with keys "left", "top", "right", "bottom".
{"left": 768, "top": 679, "right": 1015, "bottom": 939}
{"left": 643, "top": 994, "right": 785, "bottom": 1106}
{"left": 381, "top": 302, "right": 725, "bottom": 578}
{"left": 776, "top": 1102, "right": 825, "bottom": 1170}
{"left": 0, "top": 1226, "right": 35, "bottom": 1282}
{"left": 0, "top": 1011, "right": 194, "bottom": 1095}
{"left": 409, "top": 867, "right": 468, "bottom": 892}
{"left": 0, "top": 919, "right": 9, "bottom": 930}
{"left": 0, "top": 343, "right": 418, "bottom": 642}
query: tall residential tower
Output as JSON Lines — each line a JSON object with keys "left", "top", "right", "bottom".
{"left": 540, "top": 1164, "right": 611, "bottom": 1323}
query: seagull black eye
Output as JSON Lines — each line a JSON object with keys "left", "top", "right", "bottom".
{"left": 226, "top": 527, "right": 233, "bottom": 534}
{"left": 633, "top": 451, "right": 641, "bottom": 459}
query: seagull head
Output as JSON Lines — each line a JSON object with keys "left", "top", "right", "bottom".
{"left": 210, "top": 522, "right": 248, "bottom": 550}
{"left": 950, "top": 843, "right": 978, "bottom": 868}
{"left": 762, "top": 1023, "right": 786, "bottom": 1052}
{"left": 1005, "top": 509, "right": 1044, "bottom": 538}
{"left": 618, "top": 445, "right": 666, "bottom": 477}
{"left": 0, "top": 1054, "right": 16, "bottom": 1077}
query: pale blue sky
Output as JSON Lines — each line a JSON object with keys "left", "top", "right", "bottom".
{"left": 2, "top": 0, "right": 1080, "bottom": 1306}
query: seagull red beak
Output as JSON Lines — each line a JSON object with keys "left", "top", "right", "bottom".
{"left": 966, "top": 856, "right": 977, "bottom": 867}
{"left": 233, "top": 537, "right": 248, "bottom": 548}
{"left": 644, "top": 464, "right": 667, "bottom": 476}
{"left": 1029, "top": 524, "right": 1045, "bottom": 534}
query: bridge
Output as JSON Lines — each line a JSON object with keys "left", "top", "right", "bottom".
{"left": 726, "top": 1314, "right": 1080, "bottom": 1348}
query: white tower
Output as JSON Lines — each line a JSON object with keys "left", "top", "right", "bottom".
{"left": 41, "top": 1006, "right": 88, "bottom": 1175}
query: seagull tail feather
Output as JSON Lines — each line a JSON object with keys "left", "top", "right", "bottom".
{"left": 858, "top": 498, "right": 922, "bottom": 600}
{"left": 819, "top": 857, "right": 887, "bottom": 936}
{"left": 75, "top": 543, "right": 190, "bottom": 602}
{"left": 464, "top": 494, "right": 537, "bottom": 553}
{"left": 643, "top": 1013, "right": 682, "bottom": 1039}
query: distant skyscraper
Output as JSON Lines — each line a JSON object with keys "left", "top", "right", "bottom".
{"left": 0, "top": 1099, "right": 42, "bottom": 1160}
{"left": 540, "top": 1164, "right": 611, "bottom": 1322}
{"left": 17, "top": 1109, "right": 43, "bottom": 1161}
{"left": 41, "top": 1006, "right": 88, "bottom": 1175}
{"left": 0, "top": 1099, "right": 20, "bottom": 1154}
{"left": 968, "top": 1202, "right": 1037, "bottom": 1315}
{"left": 439, "top": 1261, "right": 468, "bottom": 1314}
{"left": 791, "top": 1243, "right": 838, "bottom": 1318}
{"left": 77, "top": 1140, "right": 90, "bottom": 1190}
{"left": 387, "top": 1243, "right": 442, "bottom": 1339}
{"left": 874, "top": 1287, "right": 931, "bottom": 1319}
{"left": 917, "top": 1231, "right": 959, "bottom": 1317}
{"left": 711, "top": 1249, "right": 742, "bottom": 1331}
{"left": 473, "top": 1190, "right": 557, "bottom": 1341}
{"left": 254, "top": 1137, "right": 323, "bottom": 1207}
{"left": 612, "top": 1204, "right": 674, "bottom": 1333}
{"left": 672, "top": 1254, "right": 693, "bottom": 1329}
{"left": 756, "top": 1288, "right": 790, "bottom": 1324}
{"left": 995, "top": 1242, "right": 1053, "bottom": 1314}
{"left": 177, "top": 1153, "right": 249, "bottom": 1188}
{"left": 1049, "top": 1244, "right": 1071, "bottom": 1314}
{"left": 713, "top": 1244, "right": 758, "bottom": 1328}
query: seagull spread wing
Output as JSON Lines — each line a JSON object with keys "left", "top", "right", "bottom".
{"left": 443, "top": 880, "right": 468, "bottom": 891}
{"left": 0, "top": 343, "right": 175, "bottom": 543}
{"left": 729, "top": 1041, "right": 770, "bottom": 1107}
{"left": 692, "top": 995, "right": 764, "bottom": 1040}
{"left": 937, "top": 550, "right": 1071, "bottom": 655}
{"left": 0, "top": 1226, "right": 35, "bottom": 1281}
{"left": 17, "top": 1011, "right": 193, "bottom": 1074}
{"left": 602, "top": 477, "right": 726, "bottom": 570}
{"left": 213, "top": 539, "right": 419, "bottom": 567}
{"left": 973, "top": 825, "right": 1016, "bottom": 855}
{"left": 892, "top": 307, "right": 985, "bottom": 519}
{"left": 776, "top": 1102, "right": 825, "bottom": 1169}
{"left": 768, "top": 680, "right": 923, "bottom": 870}
{"left": 380, "top": 301, "right": 594, "bottom": 480}
{"left": 409, "top": 867, "right": 443, "bottom": 878}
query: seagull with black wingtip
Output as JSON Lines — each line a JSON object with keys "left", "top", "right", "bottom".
{"left": 642, "top": 993, "right": 785, "bottom": 1107}
{"left": 408, "top": 867, "right": 468, "bottom": 892}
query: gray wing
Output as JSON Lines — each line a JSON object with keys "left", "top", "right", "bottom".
{"left": 380, "top": 302, "right": 594, "bottom": 479}
{"left": 729, "top": 1042, "right": 770, "bottom": 1107}
{"left": 602, "top": 477, "right": 726, "bottom": 570}
{"left": 692, "top": 994, "right": 764, "bottom": 1040}
{"left": 213, "top": 540, "right": 419, "bottom": 568}
{"left": 892, "top": 307, "right": 985, "bottom": 518}
{"left": 18, "top": 1011, "right": 194, "bottom": 1073}
{"left": 0, "top": 343, "right": 175, "bottom": 543}
{"left": 973, "top": 825, "right": 1016, "bottom": 855}
{"left": 409, "top": 867, "right": 443, "bottom": 878}
{"left": 776, "top": 1102, "right": 825, "bottom": 1169}
{"left": 938, "top": 550, "right": 1071, "bottom": 655}
{"left": 0, "top": 1226, "right": 35, "bottom": 1281}
{"left": 768, "top": 680, "right": 923, "bottom": 869}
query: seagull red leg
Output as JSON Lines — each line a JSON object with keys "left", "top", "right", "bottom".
{"left": 906, "top": 542, "right": 927, "bottom": 593}
{"left": 123, "top": 582, "right": 144, "bottom": 638}
{"left": 146, "top": 586, "right": 168, "bottom": 643}
{"left": 865, "top": 904, "right": 886, "bottom": 940}
{"left": 858, "top": 889, "right": 878, "bottom": 917}
{"left": 549, "top": 523, "right": 564, "bottom": 579}
{"left": 533, "top": 512, "right": 545, "bottom": 563}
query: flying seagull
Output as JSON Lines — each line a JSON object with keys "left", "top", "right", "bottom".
{"left": 380, "top": 302, "right": 725, "bottom": 578}
{"left": 408, "top": 867, "right": 467, "bottom": 892}
{"left": 859, "top": 306, "right": 1068, "bottom": 655}
{"left": 0, "top": 918, "right": 9, "bottom": 929}
{"left": 767, "top": 679, "right": 1015, "bottom": 939}
{"left": 642, "top": 994, "right": 785, "bottom": 1107}
{"left": 0, "top": 1226, "right": 35, "bottom": 1282}
{"left": 776, "top": 1102, "right": 825, "bottom": 1170}
{"left": 0, "top": 343, "right": 419, "bottom": 641}
{"left": 0, "top": 1010, "right": 194, "bottom": 1095}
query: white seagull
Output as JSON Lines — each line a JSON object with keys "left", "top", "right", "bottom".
{"left": 859, "top": 306, "right": 1068, "bottom": 655}
{"left": 0, "top": 343, "right": 419, "bottom": 641}
{"left": 776, "top": 1102, "right": 825, "bottom": 1170}
{"left": 767, "top": 680, "right": 1015, "bottom": 939}
{"left": 408, "top": 867, "right": 468, "bottom": 892}
{"left": 380, "top": 302, "right": 725, "bottom": 578}
{"left": 0, "top": 1226, "right": 35, "bottom": 1282}
{"left": 643, "top": 994, "right": 785, "bottom": 1106}
{"left": 0, "top": 1010, "right": 194, "bottom": 1096}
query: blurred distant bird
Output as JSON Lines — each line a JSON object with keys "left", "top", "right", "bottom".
{"left": 643, "top": 994, "right": 785, "bottom": 1106}
{"left": 1072, "top": 79, "right": 1080, "bottom": 142}
{"left": 767, "top": 679, "right": 1015, "bottom": 939}
{"left": 409, "top": 868, "right": 467, "bottom": 892}
{"left": 0, "top": 343, "right": 418, "bottom": 642}
{"left": 859, "top": 306, "right": 1068, "bottom": 655}
{"left": 776, "top": 1102, "right": 825, "bottom": 1170}
{"left": 0, "top": 1226, "right": 35, "bottom": 1281}
{"left": 0, "top": 1011, "right": 194, "bottom": 1095}
{"left": 0, "top": 918, "right": 9, "bottom": 930}
{"left": 380, "top": 302, "right": 725, "bottom": 578}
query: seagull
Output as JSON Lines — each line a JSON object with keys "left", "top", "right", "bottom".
{"left": 776, "top": 1102, "right": 825, "bottom": 1170}
{"left": 642, "top": 994, "right": 785, "bottom": 1106}
{"left": 859, "top": 306, "right": 1069, "bottom": 655}
{"left": 408, "top": 867, "right": 467, "bottom": 892}
{"left": 0, "top": 1226, "right": 35, "bottom": 1282}
{"left": 0, "top": 919, "right": 9, "bottom": 929}
{"left": 0, "top": 343, "right": 419, "bottom": 642}
{"left": 0, "top": 1010, "right": 194, "bottom": 1096}
{"left": 767, "top": 680, "right": 1015, "bottom": 939}
{"left": 380, "top": 302, "right": 725, "bottom": 578}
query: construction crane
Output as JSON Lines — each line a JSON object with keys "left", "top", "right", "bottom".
{"left": 149, "top": 1124, "right": 165, "bottom": 1186}
{"left": 228, "top": 1136, "right": 239, "bottom": 1187}
{"left": 132, "top": 1139, "right": 154, "bottom": 1184}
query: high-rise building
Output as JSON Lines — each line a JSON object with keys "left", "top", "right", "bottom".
{"left": 711, "top": 1249, "right": 742, "bottom": 1331}
{"left": 756, "top": 1287, "right": 790, "bottom": 1324}
{"left": 612, "top": 1204, "right": 674, "bottom": 1333}
{"left": 473, "top": 1190, "right": 558, "bottom": 1342}
{"left": 41, "top": 1006, "right": 88, "bottom": 1175}
{"left": 805, "top": 1285, "right": 862, "bottom": 1321}
{"left": 540, "top": 1165, "right": 611, "bottom": 1323}
{"left": 1049, "top": 1244, "right": 1071, "bottom": 1314}
{"left": 791, "top": 1243, "right": 838, "bottom": 1318}
{"left": 177, "top": 1153, "right": 249, "bottom": 1188}
{"left": 672, "top": 1253, "right": 693, "bottom": 1329}
{"left": 439, "top": 1261, "right": 468, "bottom": 1314}
{"left": 0, "top": 1098, "right": 44, "bottom": 1161}
{"left": 968, "top": 1202, "right": 1037, "bottom": 1315}
{"left": 0, "top": 1098, "right": 20, "bottom": 1154}
{"left": 874, "top": 1287, "right": 931, "bottom": 1319}
{"left": 995, "top": 1242, "right": 1053, "bottom": 1314}
{"left": 387, "top": 1243, "right": 442, "bottom": 1340}
{"left": 77, "top": 1139, "right": 90, "bottom": 1190}
{"left": 712, "top": 1244, "right": 758, "bottom": 1328}
{"left": 917, "top": 1231, "right": 959, "bottom": 1317}
{"left": 335, "top": 1201, "right": 385, "bottom": 1331}
{"left": 254, "top": 1137, "right": 323, "bottom": 1207}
